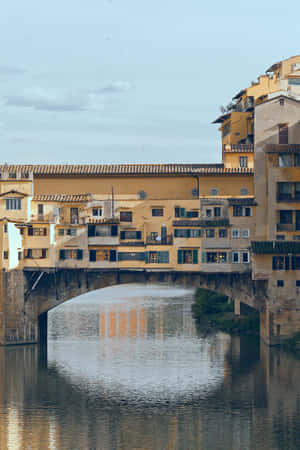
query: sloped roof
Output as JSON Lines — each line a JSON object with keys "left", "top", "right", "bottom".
{"left": 33, "top": 193, "right": 92, "bottom": 202}
{"left": 0, "top": 164, "right": 253, "bottom": 176}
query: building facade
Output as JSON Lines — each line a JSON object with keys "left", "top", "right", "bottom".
{"left": 1, "top": 55, "right": 300, "bottom": 344}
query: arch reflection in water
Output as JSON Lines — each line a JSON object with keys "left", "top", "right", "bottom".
{"left": 48, "top": 285, "right": 229, "bottom": 404}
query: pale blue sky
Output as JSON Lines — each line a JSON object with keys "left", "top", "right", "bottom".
{"left": 0, "top": 0, "right": 299, "bottom": 164}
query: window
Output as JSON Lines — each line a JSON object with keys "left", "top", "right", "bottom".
{"left": 240, "top": 188, "right": 248, "bottom": 196}
{"left": 206, "top": 229, "right": 215, "bottom": 238}
{"left": 239, "top": 156, "right": 248, "bottom": 168}
{"left": 276, "top": 235, "right": 285, "bottom": 240}
{"left": 38, "top": 204, "right": 44, "bottom": 219}
{"left": 214, "top": 207, "right": 221, "bottom": 217}
{"left": 232, "top": 252, "right": 239, "bottom": 263}
{"left": 233, "top": 206, "right": 252, "bottom": 217}
{"left": 9, "top": 172, "right": 16, "bottom": 179}
{"left": 277, "top": 280, "right": 284, "bottom": 287}
{"left": 120, "top": 211, "right": 132, "bottom": 222}
{"left": 88, "top": 224, "right": 117, "bottom": 237}
{"left": 59, "top": 249, "right": 83, "bottom": 260}
{"left": 152, "top": 208, "right": 164, "bottom": 217}
{"left": 18, "top": 251, "right": 22, "bottom": 261}
{"left": 120, "top": 230, "right": 142, "bottom": 240}
{"left": 21, "top": 172, "right": 29, "bottom": 179}
{"left": 3, "top": 251, "right": 8, "bottom": 260}
{"left": 174, "top": 229, "right": 201, "bottom": 238}
{"left": 272, "top": 256, "right": 284, "bottom": 270}
{"left": 146, "top": 251, "right": 169, "bottom": 264}
{"left": 118, "top": 252, "right": 145, "bottom": 261}
{"left": 177, "top": 249, "right": 198, "bottom": 264}
{"left": 25, "top": 249, "right": 47, "bottom": 259}
{"left": 3, "top": 224, "right": 7, "bottom": 233}
{"left": 219, "top": 229, "right": 227, "bottom": 238}
{"left": 67, "top": 228, "right": 77, "bottom": 236}
{"left": 210, "top": 188, "right": 219, "bottom": 196}
{"left": 206, "top": 209, "right": 212, "bottom": 217}
{"left": 292, "top": 256, "right": 300, "bottom": 270}
{"left": 279, "top": 98, "right": 284, "bottom": 106}
{"left": 89, "top": 249, "right": 113, "bottom": 262}
{"left": 206, "top": 252, "right": 227, "bottom": 263}
{"left": 278, "top": 182, "right": 292, "bottom": 200}
{"left": 241, "top": 229, "right": 250, "bottom": 238}
{"left": 70, "top": 208, "right": 79, "bottom": 224}
{"left": 280, "top": 210, "right": 293, "bottom": 224}
{"left": 288, "top": 78, "right": 300, "bottom": 85}
{"left": 28, "top": 227, "right": 47, "bottom": 236}
{"left": 92, "top": 208, "right": 103, "bottom": 217}
{"left": 6, "top": 198, "right": 21, "bottom": 210}
{"left": 233, "top": 206, "right": 243, "bottom": 217}
{"left": 295, "top": 183, "right": 300, "bottom": 199}
{"left": 232, "top": 229, "right": 240, "bottom": 238}
{"left": 58, "top": 228, "right": 65, "bottom": 236}
{"left": 242, "top": 252, "right": 250, "bottom": 263}
{"left": 278, "top": 153, "right": 292, "bottom": 167}
{"left": 296, "top": 280, "right": 300, "bottom": 287}
{"left": 151, "top": 232, "right": 158, "bottom": 240}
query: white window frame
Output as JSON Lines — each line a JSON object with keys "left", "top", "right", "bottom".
{"left": 232, "top": 228, "right": 240, "bottom": 239}
{"left": 242, "top": 251, "right": 250, "bottom": 264}
{"left": 92, "top": 208, "right": 103, "bottom": 217}
{"left": 241, "top": 229, "right": 250, "bottom": 238}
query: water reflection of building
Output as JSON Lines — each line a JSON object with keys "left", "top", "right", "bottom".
{"left": 99, "top": 301, "right": 197, "bottom": 340}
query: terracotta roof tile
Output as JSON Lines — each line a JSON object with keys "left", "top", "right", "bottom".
{"left": 0, "top": 164, "right": 254, "bottom": 176}
{"left": 33, "top": 193, "right": 92, "bottom": 203}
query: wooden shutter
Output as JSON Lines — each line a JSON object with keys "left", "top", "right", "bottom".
{"left": 177, "top": 250, "right": 183, "bottom": 264}
{"left": 110, "top": 250, "right": 117, "bottom": 262}
{"left": 180, "top": 208, "right": 185, "bottom": 217}
{"left": 192, "top": 250, "right": 198, "bottom": 264}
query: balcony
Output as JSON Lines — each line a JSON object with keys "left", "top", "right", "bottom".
{"left": 146, "top": 235, "right": 173, "bottom": 245}
{"left": 277, "top": 194, "right": 300, "bottom": 203}
{"left": 223, "top": 144, "right": 254, "bottom": 153}
{"left": 119, "top": 241, "right": 145, "bottom": 247}
{"left": 173, "top": 218, "right": 230, "bottom": 227}
{"left": 276, "top": 223, "right": 297, "bottom": 232}
{"left": 265, "top": 144, "right": 300, "bottom": 153}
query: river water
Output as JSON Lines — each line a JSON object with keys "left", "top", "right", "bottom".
{"left": 1, "top": 285, "right": 300, "bottom": 449}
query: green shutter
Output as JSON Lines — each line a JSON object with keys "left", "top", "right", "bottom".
{"left": 198, "top": 229, "right": 202, "bottom": 238}
{"left": 159, "top": 251, "right": 169, "bottom": 263}
{"left": 192, "top": 249, "right": 198, "bottom": 264}
{"left": 120, "top": 231, "right": 125, "bottom": 240}
{"left": 174, "top": 229, "right": 179, "bottom": 238}
{"left": 186, "top": 229, "right": 191, "bottom": 238}
{"left": 136, "top": 231, "right": 142, "bottom": 239}
{"left": 186, "top": 211, "right": 192, "bottom": 218}
{"left": 201, "top": 252, "right": 206, "bottom": 263}
{"left": 110, "top": 250, "right": 117, "bottom": 262}
{"left": 180, "top": 208, "right": 185, "bottom": 217}
{"left": 145, "top": 252, "right": 149, "bottom": 264}
{"left": 89, "top": 250, "right": 96, "bottom": 262}
{"left": 228, "top": 251, "right": 232, "bottom": 263}
{"left": 177, "top": 250, "right": 183, "bottom": 264}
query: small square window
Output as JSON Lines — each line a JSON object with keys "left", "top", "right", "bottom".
{"left": 241, "top": 229, "right": 250, "bottom": 238}
{"left": 232, "top": 229, "right": 240, "bottom": 239}
{"left": 277, "top": 280, "right": 284, "bottom": 287}
{"left": 152, "top": 208, "right": 164, "bottom": 217}
{"left": 206, "top": 229, "right": 215, "bottom": 238}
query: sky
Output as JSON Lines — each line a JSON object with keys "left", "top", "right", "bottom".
{"left": 0, "top": 0, "right": 299, "bottom": 164}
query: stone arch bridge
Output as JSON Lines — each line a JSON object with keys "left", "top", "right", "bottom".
{"left": 0, "top": 268, "right": 270, "bottom": 346}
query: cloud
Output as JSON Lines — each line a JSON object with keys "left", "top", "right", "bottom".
{"left": 4, "top": 87, "right": 88, "bottom": 112}
{"left": 94, "top": 81, "right": 132, "bottom": 94}
{"left": 0, "top": 66, "right": 26, "bottom": 76}
{"left": 3, "top": 81, "right": 132, "bottom": 112}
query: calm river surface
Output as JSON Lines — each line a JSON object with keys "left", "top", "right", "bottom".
{"left": 1, "top": 285, "right": 300, "bottom": 449}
